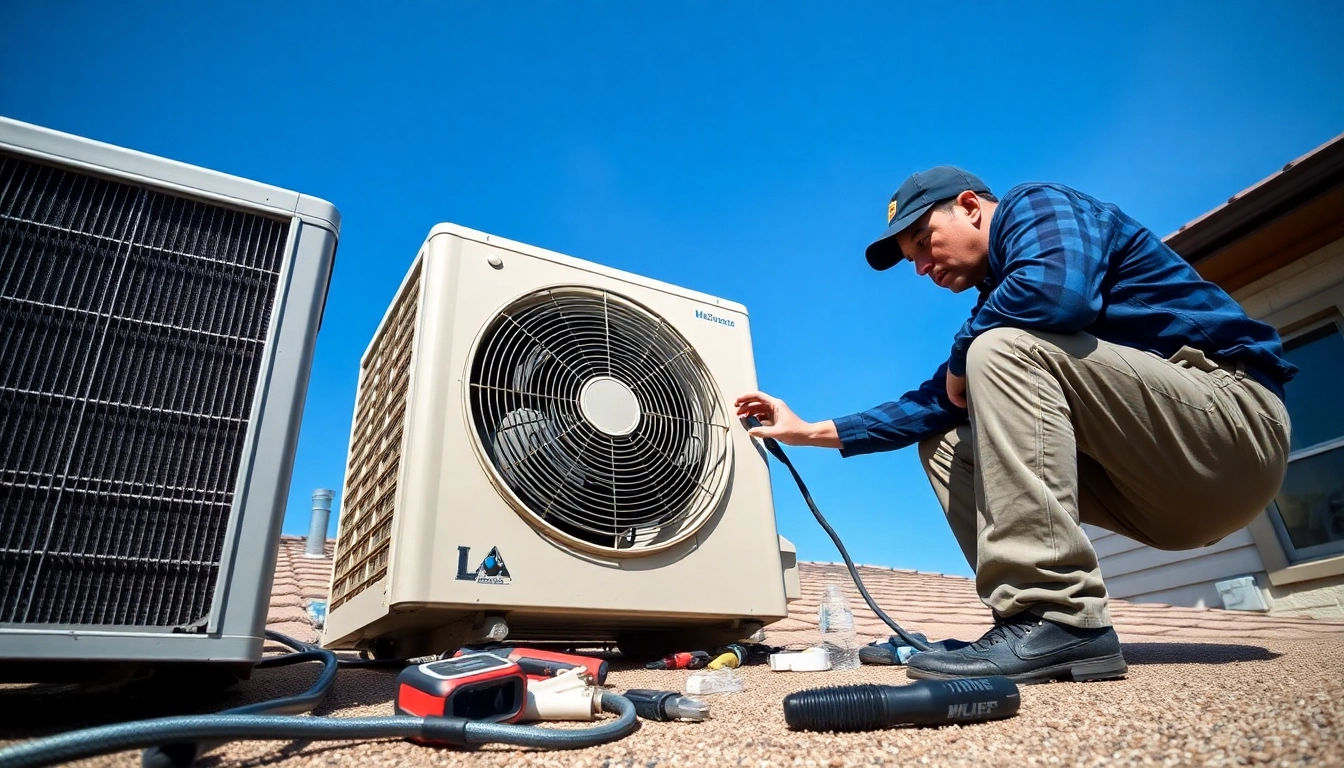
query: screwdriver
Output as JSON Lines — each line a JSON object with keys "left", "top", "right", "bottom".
{"left": 706, "top": 644, "right": 746, "bottom": 670}
{"left": 622, "top": 689, "right": 711, "bottom": 721}
{"left": 644, "top": 650, "right": 711, "bottom": 670}
{"left": 783, "top": 677, "right": 1020, "bottom": 731}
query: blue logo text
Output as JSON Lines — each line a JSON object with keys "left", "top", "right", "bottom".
{"left": 695, "top": 309, "right": 735, "bottom": 328}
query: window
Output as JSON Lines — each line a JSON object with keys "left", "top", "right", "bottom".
{"left": 1266, "top": 317, "right": 1344, "bottom": 564}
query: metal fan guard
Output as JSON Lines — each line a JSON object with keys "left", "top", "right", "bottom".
{"left": 467, "top": 286, "right": 733, "bottom": 555}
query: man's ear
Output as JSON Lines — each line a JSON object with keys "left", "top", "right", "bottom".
{"left": 956, "top": 190, "right": 983, "bottom": 226}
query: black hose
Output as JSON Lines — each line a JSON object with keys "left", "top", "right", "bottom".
{"left": 466, "top": 693, "right": 637, "bottom": 749}
{"left": 746, "top": 417, "right": 933, "bottom": 652}
{"left": 334, "top": 656, "right": 427, "bottom": 669}
{"left": 261, "top": 638, "right": 420, "bottom": 669}
{"left": 140, "top": 631, "right": 342, "bottom": 767}
{"left": 0, "top": 693, "right": 638, "bottom": 768}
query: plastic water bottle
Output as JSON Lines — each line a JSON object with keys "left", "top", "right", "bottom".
{"left": 818, "top": 584, "right": 860, "bottom": 670}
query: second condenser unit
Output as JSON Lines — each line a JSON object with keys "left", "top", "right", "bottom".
{"left": 0, "top": 117, "right": 338, "bottom": 679}
{"left": 323, "top": 224, "right": 799, "bottom": 657}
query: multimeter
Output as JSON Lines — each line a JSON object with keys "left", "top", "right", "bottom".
{"left": 394, "top": 653, "right": 528, "bottom": 725}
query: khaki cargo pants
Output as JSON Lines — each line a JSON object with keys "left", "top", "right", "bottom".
{"left": 920, "top": 328, "right": 1291, "bottom": 629}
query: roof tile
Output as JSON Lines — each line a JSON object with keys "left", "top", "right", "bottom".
{"left": 267, "top": 538, "right": 1344, "bottom": 649}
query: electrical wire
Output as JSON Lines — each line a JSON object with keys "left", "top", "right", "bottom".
{"left": 138, "top": 631, "right": 341, "bottom": 767}
{"left": 0, "top": 632, "right": 638, "bottom": 768}
{"left": 746, "top": 417, "right": 934, "bottom": 652}
{"left": 0, "top": 696, "right": 638, "bottom": 768}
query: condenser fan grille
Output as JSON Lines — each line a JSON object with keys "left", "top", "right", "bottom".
{"left": 0, "top": 152, "right": 287, "bottom": 627}
{"left": 469, "top": 287, "right": 731, "bottom": 552}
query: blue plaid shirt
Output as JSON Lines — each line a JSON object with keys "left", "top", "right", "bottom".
{"left": 833, "top": 182, "right": 1296, "bottom": 458}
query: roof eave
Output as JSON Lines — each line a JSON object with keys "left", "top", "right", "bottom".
{"left": 1165, "top": 132, "right": 1344, "bottom": 264}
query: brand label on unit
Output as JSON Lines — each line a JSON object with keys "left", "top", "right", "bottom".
{"left": 695, "top": 308, "right": 735, "bottom": 328}
{"left": 456, "top": 546, "right": 512, "bottom": 585}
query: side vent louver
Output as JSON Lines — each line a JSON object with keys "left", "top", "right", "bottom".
{"left": 329, "top": 263, "right": 422, "bottom": 610}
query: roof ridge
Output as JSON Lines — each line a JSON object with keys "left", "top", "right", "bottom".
{"left": 798, "top": 560, "right": 973, "bottom": 581}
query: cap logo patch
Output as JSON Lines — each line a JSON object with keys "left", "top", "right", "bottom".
{"left": 887, "top": 199, "right": 898, "bottom": 224}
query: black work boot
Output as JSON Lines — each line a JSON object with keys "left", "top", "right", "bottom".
{"left": 904, "top": 612, "right": 1127, "bottom": 683}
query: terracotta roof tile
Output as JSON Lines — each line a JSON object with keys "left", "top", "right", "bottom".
{"left": 786, "top": 562, "right": 1344, "bottom": 644}
{"left": 259, "top": 537, "right": 333, "bottom": 646}
{"left": 268, "top": 539, "right": 1344, "bottom": 653}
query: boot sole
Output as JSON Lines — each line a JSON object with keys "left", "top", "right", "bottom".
{"left": 906, "top": 652, "right": 1128, "bottom": 684}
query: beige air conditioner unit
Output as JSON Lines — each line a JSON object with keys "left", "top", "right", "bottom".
{"left": 322, "top": 224, "right": 799, "bottom": 658}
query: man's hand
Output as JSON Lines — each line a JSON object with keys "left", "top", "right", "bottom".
{"left": 945, "top": 371, "right": 967, "bottom": 409}
{"left": 733, "top": 391, "right": 841, "bottom": 449}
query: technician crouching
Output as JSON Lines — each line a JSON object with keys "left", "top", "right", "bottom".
{"left": 735, "top": 166, "right": 1294, "bottom": 683}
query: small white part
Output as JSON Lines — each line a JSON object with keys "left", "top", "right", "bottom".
{"left": 1215, "top": 575, "right": 1269, "bottom": 611}
{"left": 469, "top": 614, "right": 510, "bottom": 643}
{"left": 768, "top": 647, "right": 832, "bottom": 672}
{"left": 685, "top": 668, "right": 745, "bottom": 694}
{"left": 520, "top": 668, "right": 601, "bottom": 721}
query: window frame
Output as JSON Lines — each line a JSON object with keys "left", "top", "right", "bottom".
{"left": 1241, "top": 277, "right": 1344, "bottom": 586}
{"left": 1264, "top": 314, "right": 1344, "bottom": 563}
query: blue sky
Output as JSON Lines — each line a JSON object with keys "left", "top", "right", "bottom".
{"left": 3, "top": 2, "right": 1342, "bottom": 577}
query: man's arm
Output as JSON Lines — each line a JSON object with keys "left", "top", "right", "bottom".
{"left": 946, "top": 186, "right": 1110, "bottom": 377}
{"left": 736, "top": 363, "right": 968, "bottom": 458}
{"left": 830, "top": 361, "right": 967, "bottom": 457}
{"left": 733, "top": 391, "right": 842, "bottom": 448}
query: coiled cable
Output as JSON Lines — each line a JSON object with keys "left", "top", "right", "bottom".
{"left": 0, "top": 632, "right": 638, "bottom": 768}
{"left": 0, "top": 696, "right": 637, "bottom": 768}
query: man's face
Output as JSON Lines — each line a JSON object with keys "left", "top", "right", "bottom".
{"left": 894, "top": 195, "right": 992, "bottom": 293}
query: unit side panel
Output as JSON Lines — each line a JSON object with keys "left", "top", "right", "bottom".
{"left": 387, "top": 234, "right": 467, "bottom": 603}
{"left": 214, "top": 218, "right": 339, "bottom": 642}
{"left": 328, "top": 261, "right": 422, "bottom": 611}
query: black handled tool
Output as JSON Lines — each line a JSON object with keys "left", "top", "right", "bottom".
{"left": 783, "top": 677, "right": 1020, "bottom": 732}
{"left": 622, "top": 689, "right": 710, "bottom": 722}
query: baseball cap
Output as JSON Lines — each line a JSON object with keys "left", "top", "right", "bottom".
{"left": 865, "top": 166, "right": 992, "bottom": 271}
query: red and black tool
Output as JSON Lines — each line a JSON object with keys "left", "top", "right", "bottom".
{"left": 644, "top": 650, "right": 711, "bottom": 670}
{"left": 395, "top": 654, "right": 528, "bottom": 736}
{"left": 455, "top": 646, "right": 609, "bottom": 685}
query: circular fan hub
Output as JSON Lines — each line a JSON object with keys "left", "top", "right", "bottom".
{"left": 579, "top": 376, "right": 641, "bottom": 436}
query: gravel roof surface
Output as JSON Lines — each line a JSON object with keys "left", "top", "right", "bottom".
{"left": 4, "top": 538, "right": 1341, "bottom": 767}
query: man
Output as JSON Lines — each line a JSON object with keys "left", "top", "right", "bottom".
{"left": 735, "top": 167, "right": 1294, "bottom": 683}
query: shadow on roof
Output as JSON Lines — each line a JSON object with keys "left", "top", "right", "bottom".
{"left": 1123, "top": 642, "right": 1280, "bottom": 665}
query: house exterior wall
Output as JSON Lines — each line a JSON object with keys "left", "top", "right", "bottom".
{"left": 1265, "top": 572, "right": 1344, "bottom": 620}
{"left": 1086, "top": 525, "right": 1266, "bottom": 609}
{"left": 1090, "top": 234, "right": 1344, "bottom": 619}
{"left": 1232, "top": 234, "right": 1344, "bottom": 619}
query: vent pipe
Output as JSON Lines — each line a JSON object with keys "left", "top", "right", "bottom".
{"left": 305, "top": 489, "right": 335, "bottom": 558}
